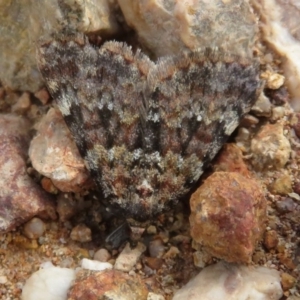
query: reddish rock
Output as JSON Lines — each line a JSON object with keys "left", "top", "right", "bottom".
{"left": 0, "top": 114, "right": 56, "bottom": 232}
{"left": 214, "top": 143, "right": 250, "bottom": 178}
{"left": 263, "top": 230, "right": 279, "bottom": 250}
{"left": 29, "top": 108, "right": 92, "bottom": 193}
{"left": 67, "top": 269, "right": 149, "bottom": 300}
{"left": 190, "top": 172, "right": 267, "bottom": 263}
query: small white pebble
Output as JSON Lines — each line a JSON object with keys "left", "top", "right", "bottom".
{"left": 81, "top": 258, "right": 113, "bottom": 271}
{"left": 23, "top": 218, "right": 46, "bottom": 239}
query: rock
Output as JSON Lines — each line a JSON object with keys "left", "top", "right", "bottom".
{"left": 11, "top": 92, "right": 31, "bottom": 114}
{"left": 68, "top": 269, "right": 149, "bottom": 300}
{"left": 114, "top": 242, "right": 146, "bottom": 272}
{"left": 251, "top": 92, "right": 272, "bottom": 117}
{"left": 149, "top": 238, "right": 165, "bottom": 258}
{"left": 275, "top": 197, "right": 297, "bottom": 214}
{"left": 263, "top": 230, "right": 279, "bottom": 250}
{"left": 261, "top": 70, "right": 285, "bottom": 90}
{"left": 0, "top": 0, "right": 119, "bottom": 92}
{"left": 23, "top": 217, "right": 46, "bottom": 239}
{"left": 147, "top": 292, "right": 165, "bottom": 300}
{"left": 271, "top": 106, "right": 286, "bottom": 122}
{"left": 190, "top": 172, "right": 266, "bottom": 263}
{"left": 281, "top": 272, "right": 296, "bottom": 291}
{"left": 0, "top": 114, "right": 56, "bottom": 232}
{"left": 172, "top": 261, "right": 283, "bottom": 300}
{"left": 34, "top": 88, "right": 50, "bottom": 105}
{"left": 268, "top": 172, "right": 293, "bottom": 195}
{"left": 118, "top": 0, "right": 257, "bottom": 57}
{"left": 251, "top": 122, "right": 291, "bottom": 170}
{"left": 144, "top": 257, "right": 164, "bottom": 270}
{"left": 213, "top": 143, "right": 250, "bottom": 178}
{"left": 56, "top": 193, "right": 79, "bottom": 222}
{"left": 250, "top": 0, "right": 300, "bottom": 111}
{"left": 21, "top": 264, "right": 76, "bottom": 300}
{"left": 81, "top": 258, "right": 112, "bottom": 271}
{"left": 29, "top": 108, "right": 91, "bottom": 193}
{"left": 70, "top": 224, "right": 92, "bottom": 243}
{"left": 93, "top": 248, "right": 111, "bottom": 262}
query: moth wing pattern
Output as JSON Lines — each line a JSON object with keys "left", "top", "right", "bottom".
{"left": 37, "top": 35, "right": 260, "bottom": 221}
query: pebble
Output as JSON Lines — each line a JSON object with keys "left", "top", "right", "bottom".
{"left": 114, "top": 242, "right": 146, "bottom": 272}
{"left": 34, "top": 88, "right": 50, "bottom": 105}
{"left": 29, "top": 108, "right": 91, "bottom": 193}
{"left": 147, "top": 292, "right": 165, "bottom": 300}
{"left": 68, "top": 269, "right": 149, "bottom": 300}
{"left": 271, "top": 106, "right": 286, "bottom": 121}
{"left": 163, "top": 246, "right": 180, "bottom": 259}
{"left": 70, "top": 224, "right": 92, "bottom": 243}
{"left": 172, "top": 261, "right": 283, "bottom": 300}
{"left": 81, "top": 258, "right": 112, "bottom": 271}
{"left": 149, "top": 238, "right": 165, "bottom": 258}
{"left": 11, "top": 92, "right": 31, "bottom": 114}
{"left": 93, "top": 248, "right": 111, "bottom": 262}
{"left": 147, "top": 225, "right": 157, "bottom": 235}
{"left": 251, "top": 92, "right": 272, "bottom": 117}
{"left": 23, "top": 217, "right": 46, "bottom": 239}
{"left": 251, "top": 122, "right": 291, "bottom": 170}
{"left": 22, "top": 265, "right": 76, "bottom": 300}
{"left": 263, "top": 230, "right": 279, "bottom": 250}
{"left": 268, "top": 172, "right": 293, "bottom": 195}
{"left": 281, "top": 272, "right": 296, "bottom": 291}
{"left": 261, "top": 70, "right": 285, "bottom": 90}
{"left": 190, "top": 171, "right": 266, "bottom": 263}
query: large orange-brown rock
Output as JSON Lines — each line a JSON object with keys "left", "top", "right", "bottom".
{"left": 67, "top": 269, "right": 149, "bottom": 300}
{"left": 190, "top": 172, "right": 267, "bottom": 263}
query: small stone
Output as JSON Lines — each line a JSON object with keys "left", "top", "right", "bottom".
{"left": 268, "top": 172, "right": 293, "bottom": 195}
{"left": 263, "top": 230, "right": 279, "bottom": 250}
{"left": 147, "top": 292, "right": 165, "bottom": 300}
{"left": 23, "top": 217, "right": 46, "bottom": 239}
{"left": 34, "top": 88, "right": 50, "bottom": 105}
{"left": 146, "top": 225, "right": 157, "bottom": 235}
{"left": 251, "top": 92, "right": 272, "bottom": 117}
{"left": 275, "top": 197, "right": 297, "bottom": 214}
{"left": 239, "top": 114, "right": 259, "bottom": 128}
{"left": 81, "top": 258, "right": 112, "bottom": 271}
{"left": 172, "top": 262, "right": 283, "bottom": 300}
{"left": 144, "top": 257, "right": 163, "bottom": 270}
{"left": 271, "top": 106, "right": 286, "bottom": 122}
{"left": 213, "top": 143, "right": 250, "bottom": 178}
{"left": 163, "top": 246, "right": 180, "bottom": 259}
{"left": 190, "top": 172, "right": 266, "bottom": 263}
{"left": 0, "top": 275, "right": 7, "bottom": 284}
{"left": 11, "top": 92, "right": 31, "bottom": 114}
{"left": 68, "top": 269, "right": 149, "bottom": 300}
{"left": 93, "top": 248, "right": 111, "bottom": 262}
{"left": 281, "top": 273, "right": 296, "bottom": 291}
{"left": 265, "top": 87, "right": 289, "bottom": 106}
{"left": 261, "top": 70, "right": 285, "bottom": 89}
{"left": 193, "top": 250, "right": 212, "bottom": 268}
{"left": 114, "top": 242, "right": 146, "bottom": 272}
{"left": 41, "top": 177, "right": 58, "bottom": 194}
{"left": 56, "top": 193, "right": 78, "bottom": 222}
{"left": 149, "top": 238, "right": 165, "bottom": 258}
{"left": 29, "top": 108, "right": 91, "bottom": 193}
{"left": 251, "top": 122, "right": 291, "bottom": 170}
{"left": 70, "top": 224, "right": 92, "bottom": 243}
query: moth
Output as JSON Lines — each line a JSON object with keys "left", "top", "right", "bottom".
{"left": 37, "top": 34, "right": 260, "bottom": 222}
